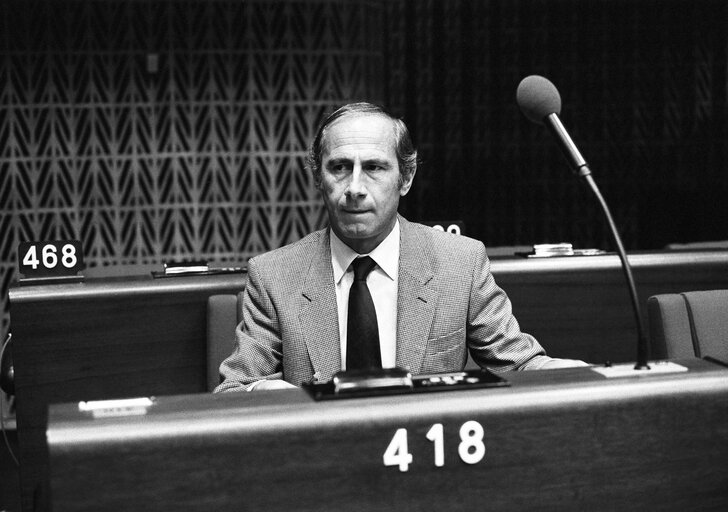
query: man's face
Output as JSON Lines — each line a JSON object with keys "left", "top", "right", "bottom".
{"left": 319, "top": 113, "right": 414, "bottom": 254}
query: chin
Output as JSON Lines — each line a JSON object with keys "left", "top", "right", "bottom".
{"left": 338, "top": 225, "right": 372, "bottom": 239}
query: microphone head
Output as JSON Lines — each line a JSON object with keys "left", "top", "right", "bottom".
{"left": 516, "top": 75, "right": 562, "bottom": 124}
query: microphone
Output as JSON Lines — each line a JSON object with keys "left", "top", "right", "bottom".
{"left": 516, "top": 75, "right": 590, "bottom": 177}
{"left": 516, "top": 75, "right": 650, "bottom": 370}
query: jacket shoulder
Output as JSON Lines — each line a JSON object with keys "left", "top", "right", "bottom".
{"left": 248, "top": 228, "right": 327, "bottom": 272}
{"left": 404, "top": 220, "right": 485, "bottom": 257}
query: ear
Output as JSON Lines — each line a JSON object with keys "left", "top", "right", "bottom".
{"left": 399, "top": 169, "right": 416, "bottom": 196}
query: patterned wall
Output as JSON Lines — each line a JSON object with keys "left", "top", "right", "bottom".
{"left": 2, "top": 0, "right": 728, "bottom": 343}
{"left": 0, "top": 0, "right": 384, "bottom": 340}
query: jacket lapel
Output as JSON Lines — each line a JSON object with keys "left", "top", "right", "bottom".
{"left": 396, "top": 218, "right": 437, "bottom": 373}
{"left": 299, "top": 230, "right": 342, "bottom": 383}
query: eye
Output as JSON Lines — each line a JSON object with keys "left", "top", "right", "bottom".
{"left": 327, "top": 161, "right": 352, "bottom": 174}
{"left": 364, "top": 163, "right": 386, "bottom": 172}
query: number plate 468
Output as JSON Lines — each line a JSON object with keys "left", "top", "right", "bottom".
{"left": 18, "top": 240, "right": 85, "bottom": 278}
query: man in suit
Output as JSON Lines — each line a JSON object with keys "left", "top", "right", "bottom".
{"left": 216, "top": 102, "right": 586, "bottom": 392}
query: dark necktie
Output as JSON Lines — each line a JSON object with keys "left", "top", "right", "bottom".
{"left": 346, "top": 256, "right": 381, "bottom": 370}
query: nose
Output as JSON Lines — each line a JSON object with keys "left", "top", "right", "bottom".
{"left": 345, "top": 165, "right": 367, "bottom": 198}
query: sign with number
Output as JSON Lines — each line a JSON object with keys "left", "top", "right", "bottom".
{"left": 383, "top": 421, "right": 486, "bottom": 472}
{"left": 423, "top": 220, "right": 465, "bottom": 236}
{"left": 17, "top": 240, "right": 85, "bottom": 278}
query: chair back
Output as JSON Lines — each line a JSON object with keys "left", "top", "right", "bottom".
{"left": 206, "top": 293, "right": 244, "bottom": 392}
{"left": 647, "top": 290, "right": 728, "bottom": 362}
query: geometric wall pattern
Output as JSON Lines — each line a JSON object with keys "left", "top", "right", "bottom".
{"left": 0, "top": 0, "right": 385, "bottom": 340}
{"left": 2, "top": 0, "right": 728, "bottom": 344}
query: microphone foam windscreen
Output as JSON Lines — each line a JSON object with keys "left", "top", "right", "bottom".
{"left": 516, "top": 75, "right": 562, "bottom": 124}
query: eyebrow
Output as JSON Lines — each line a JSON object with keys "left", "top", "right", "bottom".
{"left": 325, "top": 157, "right": 393, "bottom": 169}
{"left": 364, "top": 158, "right": 393, "bottom": 168}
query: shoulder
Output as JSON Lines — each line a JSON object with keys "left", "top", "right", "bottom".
{"left": 401, "top": 218, "right": 485, "bottom": 258}
{"left": 248, "top": 228, "right": 327, "bottom": 272}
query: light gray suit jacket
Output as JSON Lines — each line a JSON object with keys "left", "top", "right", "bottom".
{"left": 216, "top": 217, "right": 558, "bottom": 392}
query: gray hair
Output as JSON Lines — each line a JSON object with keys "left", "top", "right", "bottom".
{"left": 305, "top": 102, "right": 418, "bottom": 189}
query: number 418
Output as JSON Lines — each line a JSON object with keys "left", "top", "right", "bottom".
{"left": 383, "top": 421, "right": 486, "bottom": 472}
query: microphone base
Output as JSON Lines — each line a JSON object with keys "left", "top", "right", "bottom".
{"left": 591, "top": 361, "right": 687, "bottom": 379}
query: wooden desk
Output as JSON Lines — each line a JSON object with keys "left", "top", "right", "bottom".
{"left": 9, "top": 272, "right": 246, "bottom": 512}
{"left": 47, "top": 359, "right": 728, "bottom": 511}
{"left": 8, "top": 249, "right": 728, "bottom": 511}
{"left": 490, "top": 250, "right": 728, "bottom": 363}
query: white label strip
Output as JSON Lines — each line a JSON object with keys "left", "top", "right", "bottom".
{"left": 591, "top": 361, "right": 688, "bottom": 379}
{"left": 78, "top": 397, "right": 154, "bottom": 418}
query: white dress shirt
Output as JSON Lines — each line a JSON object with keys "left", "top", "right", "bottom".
{"left": 330, "top": 220, "right": 400, "bottom": 370}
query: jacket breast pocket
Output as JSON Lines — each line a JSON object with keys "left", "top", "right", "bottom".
{"left": 421, "top": 327, "right": 467, "bottom": 373}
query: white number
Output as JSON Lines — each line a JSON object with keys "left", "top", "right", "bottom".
{"left": 61, "top": 244, "right": 77, "bottom": 268}
{"left": 425, "top": 423, "right": 445, "bottom": 467}
{"left": 458, "top": 420, "right": 486, "bottom": 464}
{"left": 431, "top": 224, "right": 461, "bottom": 235}
{"left": 382, "top": 428, "right": 413, "bottom": 472}
{"left": 42, "top": 244, "right": 58, "bottom": 268}
{"left": 446, "top": 224, "right": 461, "bottom": 235}
{"left": 385, "top": 421, "right": 485, "bottom": 470}
{"left": 22, "top": 245, "right": 40, "bottom": 269}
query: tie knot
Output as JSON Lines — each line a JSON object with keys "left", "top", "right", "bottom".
{"left": 352, "top": 256, "right": 376, "bottom": 281}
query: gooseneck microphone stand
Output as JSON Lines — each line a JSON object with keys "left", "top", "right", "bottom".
{"left": 576, "top": 166, "right": 650, "bottom": 369}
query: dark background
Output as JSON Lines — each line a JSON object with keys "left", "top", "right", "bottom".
{"left": 388, "top": 0, "right": 728, "bottom": 251}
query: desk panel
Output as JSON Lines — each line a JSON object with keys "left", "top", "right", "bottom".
{"left": 9, "top": 272, "right": 246, "bottom": 512}
{"left": 491, "top": 250, "right": 728, "bottom": 363}
{"left": 47, "top": 359, "right": 728, "bottom": 511}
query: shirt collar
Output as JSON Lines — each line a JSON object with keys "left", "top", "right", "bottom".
{"left": 331, "top": 219, "right": 400, "bottom": 284}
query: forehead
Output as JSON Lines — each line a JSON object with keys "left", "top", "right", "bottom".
{"left": 321, "top": 113, "right": 397, "bottom": 159}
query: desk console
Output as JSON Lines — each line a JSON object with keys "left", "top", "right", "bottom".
{"left": 47, "top": 359, "right": 728, "bottom": 511}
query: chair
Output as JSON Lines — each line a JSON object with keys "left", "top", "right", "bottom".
{"left": 647, "top": 290, "right": 728, "bottom": 362}
{"left": 206, "top": 293, "right": 244, "bottom": 392}
{"left": 0, "top": 333, "right": 13, "bottom": 396}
